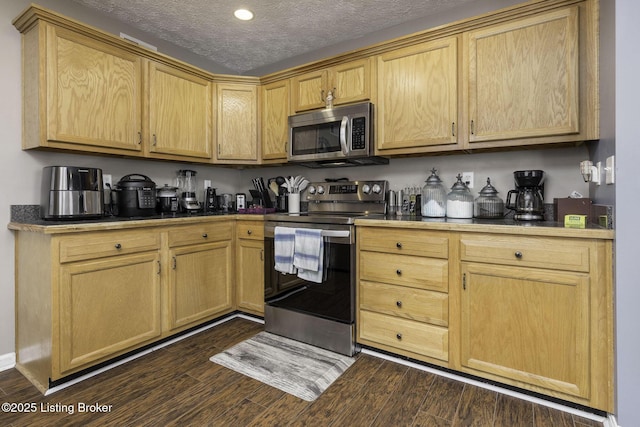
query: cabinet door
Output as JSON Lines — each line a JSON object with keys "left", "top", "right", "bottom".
{"left": 216, "top": 83, "right": 259, "bottom": 161}
{"left": 291, "top": 69, "right": 327, "bottom": 112}
{"left": 376, "top": 37, "right": 459, "bottom": 153}
{"left": 168, "top": 241, "right": 233, "bottom": 330}
{"left": 261, "top": 79, "right": 290, "bottom": 161}
{"left": 148, "top": 62, "right": 212, "bottom": 159}
{"left": 466, "top": 7, "right": 579, "bottom": 145}
{"left": 58, "top": 252, "right": 161, "bottom": 375}
{"left": 460, "top": 262, "right": 590, "bottom": 399}
{"left": 332, "top": 58, "right": 371, "bottom": 106}
{"left": 236, "top": 239, "right": 265, "bottom": 316}
{"left": 44, "top": 25, "right": 143, "bottom": 153}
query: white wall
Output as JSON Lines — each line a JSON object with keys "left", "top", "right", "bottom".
{"left": 615, "top": 0, "right": 640, "bottom": 425}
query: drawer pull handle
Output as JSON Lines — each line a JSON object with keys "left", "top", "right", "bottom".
{"left": 396, "top": 269, "right": 402, "bottom": 276}
{"left": 515, "top": 251, "right": 523, "bottom": 259}
{"left": 396, "top": 301, "right": 402, "bottom": 308}
{"left": 396, "top": 333, "right": 403, "bottom": 340}
{"left": 247, "top": 230, "right": 252, "bottom": 235}
{"left": 396, "top": 242, "right": 402, "bottom": 249}
{"left": 202, "top": 233, "right": 208, "bottom": 238}
{"left": 114, "top": 243, "right": 122, "bottom": 249}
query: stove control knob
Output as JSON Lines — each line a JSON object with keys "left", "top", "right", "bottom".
{"left": 362, "top": 184, "right": 371, "bottom": 194}
{"left": 372, "top": 184, "right": 382, "bottom": 194}
{"left": 308, "top": 185, "right": 316, "bottom": 195}
{"left": 317, "top": 185, "right": 325, "bottom": 194}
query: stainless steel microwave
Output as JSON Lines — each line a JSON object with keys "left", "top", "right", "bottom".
{"left": 288, "top": 102, "right": 388, "bottom": 168}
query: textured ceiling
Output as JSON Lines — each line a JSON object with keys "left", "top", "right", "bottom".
{"left": 72, "top": 0, "right": 476, "bottom": 74}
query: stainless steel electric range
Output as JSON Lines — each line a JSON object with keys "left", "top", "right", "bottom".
{"left": 263, "top": 180, "right": 387, "bottom": 356}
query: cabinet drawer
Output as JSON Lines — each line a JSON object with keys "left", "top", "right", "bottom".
{"left": 359, "top": 227, "right": 448, "bottom": 258}
{"left": 359, "top": 310, "right": 448, "bottom": 362}
{"left": 59, "top": 230, "right": 160, "bottom": 263}
{"left": 360, "top": 281, "right": 448, "bottom": 327}
{"left": 168, "top": 222, "right": 233, "bottom": 247}
{"left": 237, "top": 221, "right": 264, "bottom": 240}
{"left": 460, "top": 234, "right": 589, "bottom": 272}
{"left": 360, "top": 251, "right": 448, "bottom": 292}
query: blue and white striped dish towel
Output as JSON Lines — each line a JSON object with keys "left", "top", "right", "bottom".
{"left": 293, "top": 228, "right": 324, "bottom": 283}
{"left": 274, "top": 226, "right": 297, "bottom": 274}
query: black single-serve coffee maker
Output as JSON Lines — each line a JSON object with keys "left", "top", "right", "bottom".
{"left": 506, "top": 170, "right": 545, "bottom": 221}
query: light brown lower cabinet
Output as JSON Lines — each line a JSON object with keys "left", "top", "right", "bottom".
{"left": 357, "top": 224, "right": 614, "bottom": 413}
{"left": 357, "top": 227, "right": 451, "bottom": 366}
{"left": 13, "top": 220, "right": 235, "bottom": 393}
{"left": 235, "top": 221, "right": 265, "bottom": 316}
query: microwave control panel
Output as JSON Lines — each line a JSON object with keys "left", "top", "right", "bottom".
{"left": 351, "top": 117, "right": 366, "bottom": 150}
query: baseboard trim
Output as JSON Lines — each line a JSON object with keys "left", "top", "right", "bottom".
{"left": 0, "top": 352, "right": 16, "bottom": 372}
{"left": 361, "top": 347, "right": 610, "bottom": 425}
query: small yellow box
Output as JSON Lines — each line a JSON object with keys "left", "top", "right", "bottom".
{"left": 564, "top": 214, "right": 587, "bottom": 228}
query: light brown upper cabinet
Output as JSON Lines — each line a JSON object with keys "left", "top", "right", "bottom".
{"left": 464, "top": 6, "right": 591, "bottom": 148}
{"left": 261, "top": 79, "right": 290, "bottom": 161}
{"left": 291, "top": 58, "right": 371, "bottom": 112}
{"left": 146, "top": 62, "right": 212, "bottom": 160}
{"left": 21, "top": 22, "right": 144, "bottom": 155}
{"left": 215, "top": 83, "right": 259, "bottom": 163}
{"left": 376, "top": 37, "right": 460, "bottom": 155}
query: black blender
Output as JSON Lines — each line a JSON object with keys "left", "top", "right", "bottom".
{"left": 506, "top": 170, "right": 545, "bottom": 221}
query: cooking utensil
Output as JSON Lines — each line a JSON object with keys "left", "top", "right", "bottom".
{"left": 269, "top": 181, "right": 280, "bottom": 195}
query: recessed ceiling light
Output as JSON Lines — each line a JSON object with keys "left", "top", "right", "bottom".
{"left": 234, "top": 9, "right": 254, "bottom": 21}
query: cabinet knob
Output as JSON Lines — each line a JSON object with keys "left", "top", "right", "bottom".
{"left": 396, "top": 300, "right": 402, "bottom": 308}
{"left": 202, "top": 233, "right": 208, "bottom": 238}
{"left": 396, "top": 269, "right": 402, "bottom": 276}
{"left": 396, "top": 242, "right": 402, "bottom": 249}
{"left": 247, "top": 230, "right": 252, "bottom": 235}
{"left": 396, "top": 333, "right": 403, "bottom": 340}
{"left": 114, "top": 243, "right": 122, "bottom": 249}
{"left": 515, "top": 251, "right": 523, "bottom": 259}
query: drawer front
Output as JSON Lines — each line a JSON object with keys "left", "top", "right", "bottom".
{"left": 359, "top": 227, "right": 448, "bottom": 258}
{"left": 359, "top": 281, "right": 448, "bottom": 326}
{"left": 168, "top": 222, "right": 234, "bottom": 247}
{"left": 59, "top": 230, "right": 160, "bottom": 263}
{"left": 359, "top": 310, "right": 448, "bottom": 362}
{"left": 237, "top": 221, "right": 264, "bottom": 240}
{"left": 360, "top": 251, "right": 448, "bottom": 292}
{"left": 460, "top": 234, "right": 590, "bottom": 272}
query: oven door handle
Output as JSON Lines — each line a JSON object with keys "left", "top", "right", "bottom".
{"left": 321, "top": 229, "right": 350, "bottom": 238}
{"left": 339, "top": 116, "right": 350, "bottom": 156}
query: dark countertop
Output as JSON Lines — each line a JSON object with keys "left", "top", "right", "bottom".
{"left": 355, "top": 214, "right": 614, "bottom": 239}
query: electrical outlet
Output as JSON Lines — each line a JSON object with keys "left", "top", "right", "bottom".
{"left": 204, "top": 179, "right": 212, "bottom": 189}
{"left": 462, "top": 172, "right": 474, "bottom": 189}
{"left": 103, "top": 174, "right": 112, "bottom": 189}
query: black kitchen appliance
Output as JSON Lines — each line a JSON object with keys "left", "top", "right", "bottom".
{"left": 204, "top": 187, "right": 218, "bottom": 212}
{"left": 506, "top": 170, "right": 545, "bottom": 221}
{"left": 115, "top": 174, "right": 157, "bottom": 217}
{"left": 156, "top": 184, "right": 179, "bottom": 214}
{"left": 41, "top": 166, "right": 104, "bottom": 219}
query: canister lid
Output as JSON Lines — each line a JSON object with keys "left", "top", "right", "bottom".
{"left": 478, "top": 177, "right": 499, "bottom": 196}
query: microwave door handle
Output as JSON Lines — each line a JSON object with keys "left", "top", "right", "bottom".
{"left": 339, "top": 116, "right": 350, "bottom": 155}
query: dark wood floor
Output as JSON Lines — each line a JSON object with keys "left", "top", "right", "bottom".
{"left": 1, "top": 317, "right": 604, "bottom": 427}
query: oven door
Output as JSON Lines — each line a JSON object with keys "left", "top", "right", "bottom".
{"left": 264, "top": 222, "right": 355, "bottom": 324}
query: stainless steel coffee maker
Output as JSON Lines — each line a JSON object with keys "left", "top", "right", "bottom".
{"left": 506, "top": 170, "right": 545, "bottom": 221}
